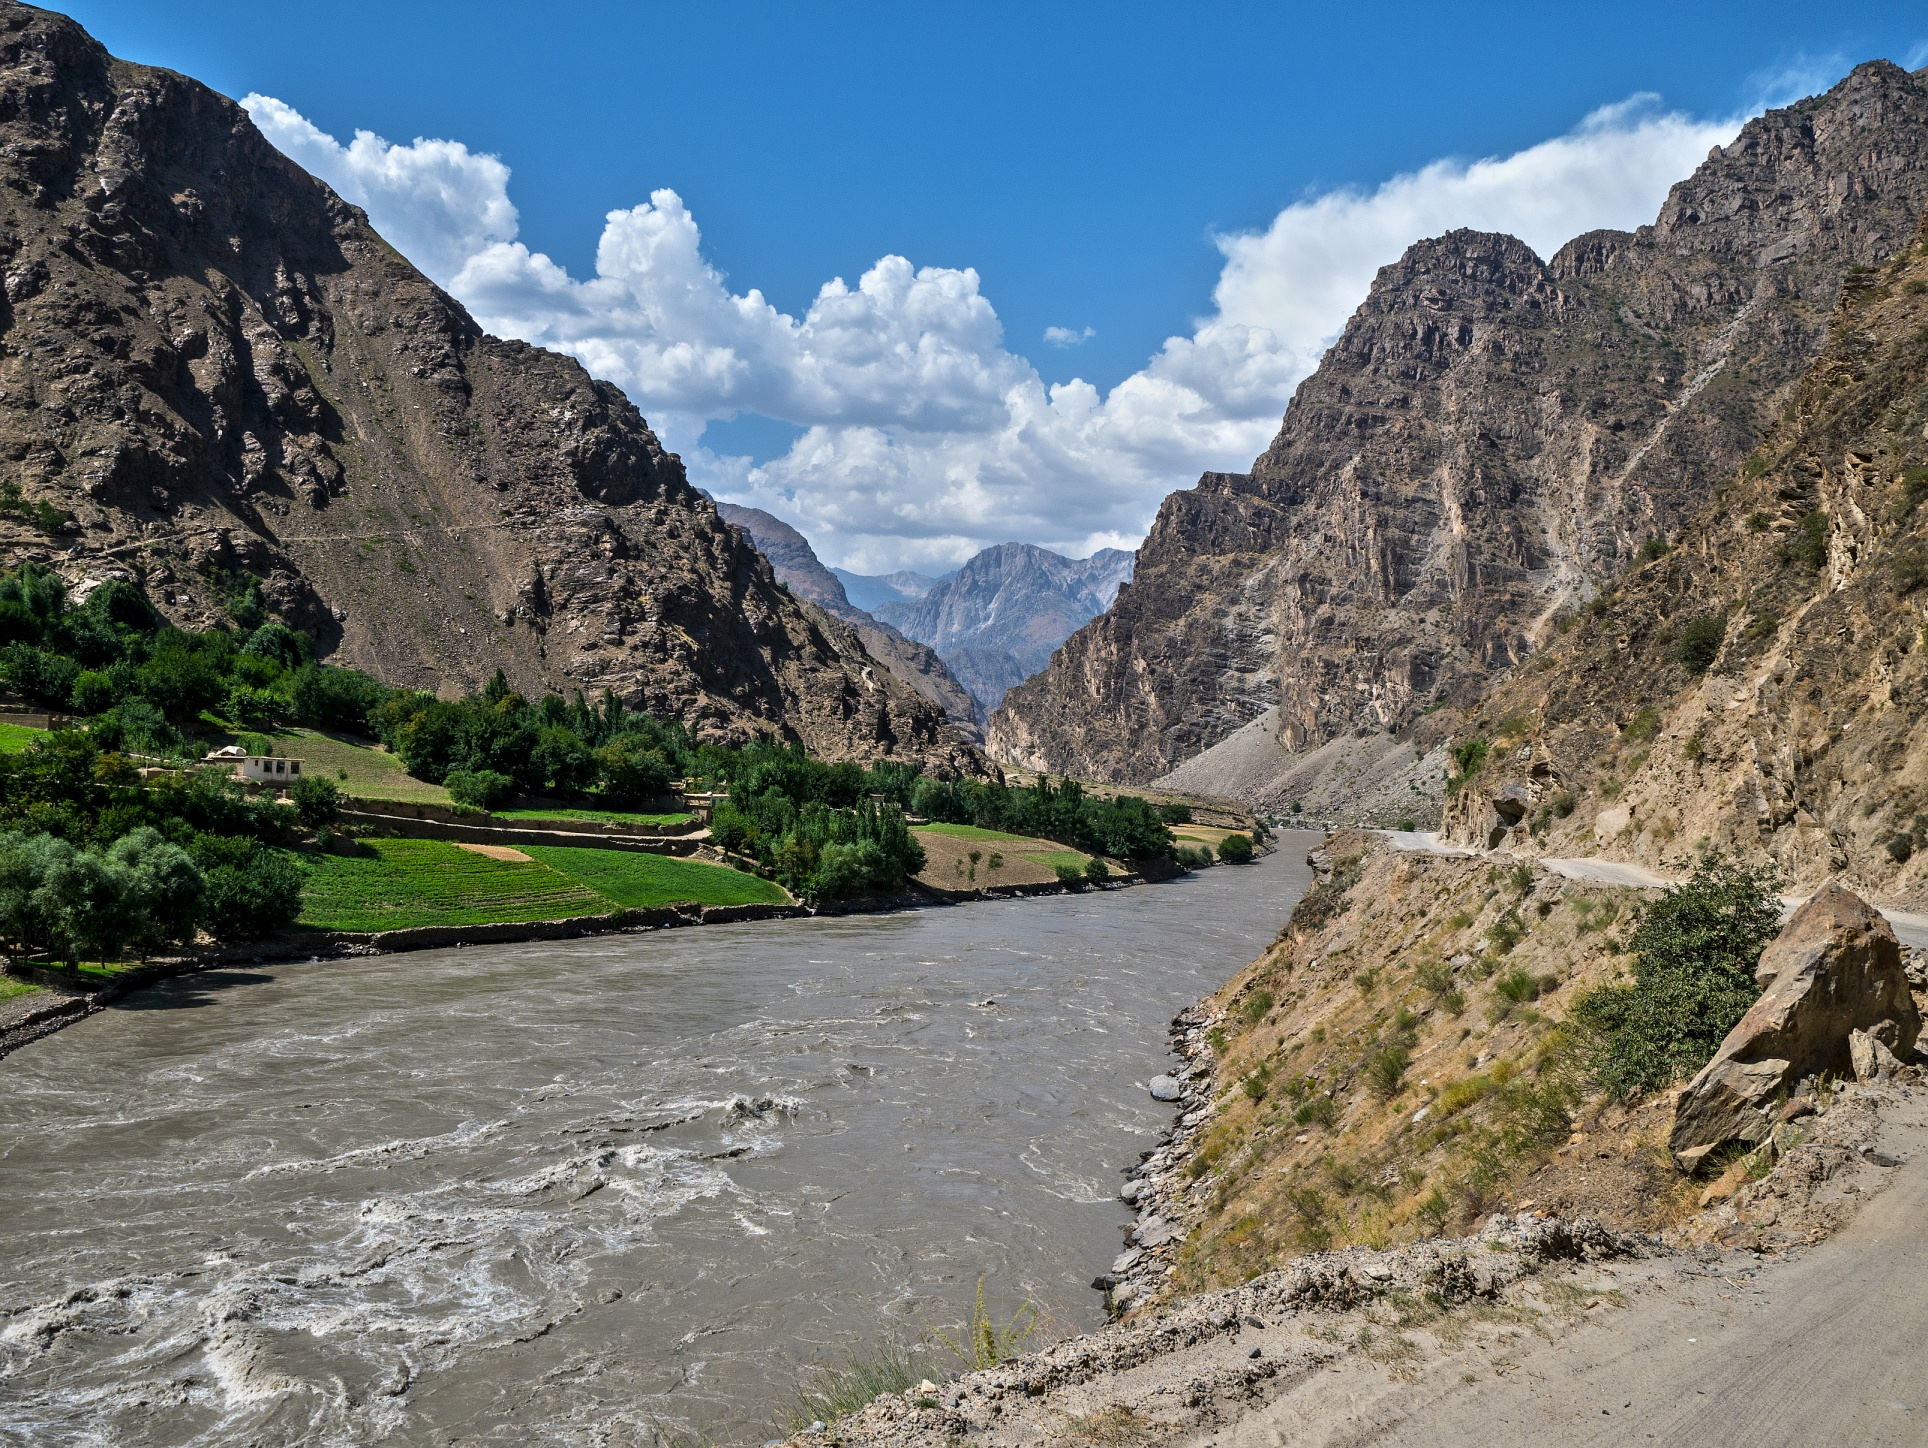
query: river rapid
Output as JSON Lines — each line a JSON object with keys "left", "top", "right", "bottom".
{"left": 0, "top": 837, "right": 1317, "bottom": 1446}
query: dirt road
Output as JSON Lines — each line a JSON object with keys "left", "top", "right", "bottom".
{"left": 1201, "top": 1086, "right": 1928, "bottom": 1448}
{"left": 1378, "top": 831, "right": 1928, "bottom": 950}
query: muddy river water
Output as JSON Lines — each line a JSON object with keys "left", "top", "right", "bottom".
{"left": 0, "top": 837, "right": 1317, "bottom": 1446}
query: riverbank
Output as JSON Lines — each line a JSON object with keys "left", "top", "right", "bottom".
{"left": 0, "top": 856, "right": 1202, "bottom": 1062}
{"left": 782, "top": 1073, "right": 1923, "bottom": 1447}
{"left": 0, "top": 844, "right": 1313, "bottom": 1445}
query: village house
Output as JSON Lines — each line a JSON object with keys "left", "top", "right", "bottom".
{"left": 201, "top": 744, "right": 306, "bottom": 788}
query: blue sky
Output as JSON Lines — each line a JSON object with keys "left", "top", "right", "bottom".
{"left": 48, "top": 1, "right": 1928, "bottom": 569}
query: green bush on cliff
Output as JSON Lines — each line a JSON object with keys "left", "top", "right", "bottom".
{"left": 1570, "top": 850, "right": 1782, "bottom": 1100}
{"left": 1672, "top": 613, "right": 1728, "bottom": 676}
{"left": 1218, "top": 832, "right": 1254, "bottom": 864}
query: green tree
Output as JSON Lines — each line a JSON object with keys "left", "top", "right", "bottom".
{"left": 446, "top": 768, "right": 513, "bottom": 810}
{"left": 1571, "top": 851, "right": 1783, "bottom": 1099}
{"left": 594, "top": 738, "right": 673, "bottom": 806}
{"left": 289, "top": 775, "right": 342, "bottom": 829}
{"left": 105, "top": 827, "right": 204, "bottom": 954}
{"left": 191, "top": 836, "right": 304, "bottom": 941}
{"left": 1218, "top": 832, "right": 1255, "bottom": 864}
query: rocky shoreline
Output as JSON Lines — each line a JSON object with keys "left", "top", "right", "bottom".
{"left": 0, "top": 868, "right": 1171, "bottom": 1063}
{"left": 1096, "top": 1004, "right": 1222, "bottom": 1316}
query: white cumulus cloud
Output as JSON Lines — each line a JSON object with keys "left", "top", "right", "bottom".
{"left": 245, "top": 89, "right": 1754, "bottom": 572}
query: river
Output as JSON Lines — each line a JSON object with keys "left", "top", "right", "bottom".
{"left": 0, "top": 837, "right": 1317, "bottom": 1446}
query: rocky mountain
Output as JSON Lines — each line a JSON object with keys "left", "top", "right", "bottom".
{"left": 713, "top": 503, "right": 980, "bottom": 736}
{"left": 991, "top": 62, "right": 1928, "bottom": 792}
{"left": 875, "top": 542, "right": 1132, "bottom": 713}
{"left": 831, "top": 566, "right": 939, "bottom": 614}
{"left": 0, "top": 3, "right": 978, "bottom": 772}
{"left": 1443, "top": 208, "right": 1928, "bottom": 899}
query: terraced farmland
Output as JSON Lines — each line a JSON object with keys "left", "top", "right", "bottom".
{"left": 526, "top": 846, "right": 787, "bottom": 909}
{"left": 297, "top": 838, "right": 785, "bottom": 931}
{"left": 298, "top": 839, "right": 610, "bottom": 931}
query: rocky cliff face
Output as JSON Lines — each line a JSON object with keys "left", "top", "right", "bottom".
{"left": 876, "top": 542, "right": 1132, "bottom": 713}
{"left": 992, "top": 62, "right": 1928, "bottom": 787}
{"left": 713, "top": 503, "right": 980, "bottom": 736}
{"left": 1442, "top": 210, "right": 1928, "bottom": 900}
{"left": 0, "top": 3, "right": 976, "bottom": 771}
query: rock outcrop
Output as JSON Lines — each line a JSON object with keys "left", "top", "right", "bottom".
{"left": 714, "top": 503, "right": 980, "bottom": 736}
{"left": 1670, "top": 885, "right": 1919, "bottom": 1170}
{"left": 992, "top": 62, "right": 1928, "bottom": 790}
{"left": 1440, "top": 203, "right": 1928, "bottom": 893}
{"left": 0, "top": 2, "right": 976, "bottom": 772}
{"left": 876, "top": 542, "right": 1131, "bottom": 715}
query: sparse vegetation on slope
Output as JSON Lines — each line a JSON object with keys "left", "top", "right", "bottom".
{"left": 1166, "top": 835, "right": 1719, "bottom": 1294}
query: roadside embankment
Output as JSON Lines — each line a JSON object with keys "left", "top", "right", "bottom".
{"left": 792, "top": 826, "right": 1928, "bottom": 1446}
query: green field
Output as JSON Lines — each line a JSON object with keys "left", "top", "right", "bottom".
{"left": 271, "top": 729, "right": 453, "bottom": 805}
{"left": 298, "top": 839, "right": 605, "bottom": 930}
{"left": 1033, "top": 849, "right": 1095, "bottom": 871}
{"left": 496, "top": 806, "right": 695, "bottom": 830}
{"left": 912, "top": 822, "right": 1038, "bottom": 843}
{"left": 298, "top": 837, "right": 784, "bottom": 931}
{"left": 0, "top": 720, "right": 47, "bottom": 753}
{"left": 526, "top": 845, "right": 787, "bottom": 908}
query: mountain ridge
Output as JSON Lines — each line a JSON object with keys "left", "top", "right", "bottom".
{"left": 0, "top": 1, "right": 978, "bottom": 773}
{"left": 875, "top": 541, "right": 1132, "bottom": 713}
{"left": 712, "top": 502, "right": 981, "bottom": 736}
{"left": 990, "top": 60, "right": 1928, "bottom": 791}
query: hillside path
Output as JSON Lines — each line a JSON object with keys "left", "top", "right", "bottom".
{"left": 1377, "top": 830, "right": 1928, "bottom": 949}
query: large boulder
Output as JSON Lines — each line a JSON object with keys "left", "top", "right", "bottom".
{"left": 1669, "top": 883, "right": 1919, "bottom": 1171}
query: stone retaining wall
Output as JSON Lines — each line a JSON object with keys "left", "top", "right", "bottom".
{"left": 337, "top": 811, "right": 702, "bottom": 856}
{"left": 345, "top": 796, "right": 701, "bottom": 836}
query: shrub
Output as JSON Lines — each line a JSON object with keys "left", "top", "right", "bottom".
{"left": 1672, "top": 614, "right": 1727, "bottom": 675}
{"left": 1486, "top": 910, "right": 1526, "bottom": 954}
{"left": 1175, "top": 844, "right": 1214, "bottom": 870}
{"left": 1780, "top": 510, "right": 1829, "bottom": 571}
{"left": 1637, "top": 537, "right": 1672, "bottom": 563}
{"left": 1445, "top": 737, "right": 1489, "bottom": 795}
{"left": 1293, "top": 1095, "right": 1339, "bottom": 1127}
{"left": 1570, "top": 851, "right": 1782, "bottom": 1100}
{"left": 1886, "top": 832, "right": 1915, "bottom": 864}
{"left": 1054, "top": 862, "right": 1085, "bottom": 889}
{"left": 1898, "top": 466, "right": 1928, "bottom": 519}
{"left": 1083, "top": 855, "right": 1110, "bottom": 885}
{"left": 187, "top": 836, "right": 305, "bottom": 941}
{"left": 1893, "top": 547, "right": 1928, "bottom": 595}
{"left": 1240, "top": 988, "right": 1274, "bottom": 1025}
{"left": 1218, "top": 832, "right": 1254, "bottom": 864}
{"left": 1364, "top": 1043, "right": 1411, "bottom": 1098}
{"left": 289, "top": 775, "right": 342, "bottom": 829}
{"left": 445, "top": 768, "right": 514, "bottom": 811}
{"left": 1621, "top": 706, "right": 1661, "bottom": 743}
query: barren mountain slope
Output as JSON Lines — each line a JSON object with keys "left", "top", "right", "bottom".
{"left": 0, "top": 2, "right": 976, "bottom": 771}
{"left": 713, "top": 503, "right": 980, "bottom": 735}
{"left": 1443, "top": 211, "right": 1928, "bottom": 901}
{"left": 993, "top": 63, "right": 1928, "bottom": 788}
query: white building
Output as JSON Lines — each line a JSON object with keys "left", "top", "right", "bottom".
{"left": 202, "top": 745, "right": 305, "bottom": 786}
